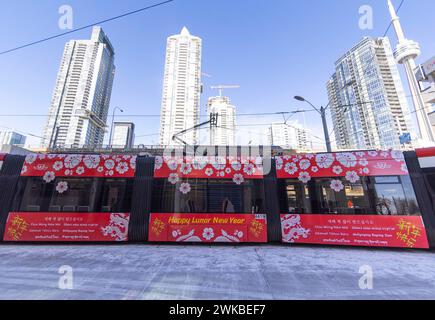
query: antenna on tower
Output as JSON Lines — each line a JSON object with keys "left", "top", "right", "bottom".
{"left": 210, "top": 85, "right": 240, "bottom": 97}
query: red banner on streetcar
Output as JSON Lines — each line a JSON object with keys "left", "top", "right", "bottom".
{"left": 3, "top": 212, "right": 130, "bottom": 242}
{"left": 149, "top": 213, "right": 268, "bottom": 243}
{"left": 21, "top": 154, "right": 136, "bottom": 178}
{"left": 280, "top": 214, "right": 429, "bottom": 249}
{"left": 276, "top": 150, "right": 408, "bottom": 180}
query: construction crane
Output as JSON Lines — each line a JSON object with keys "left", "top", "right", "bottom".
{"left": 210, "top": 85, "right": 240, "bottom": 97}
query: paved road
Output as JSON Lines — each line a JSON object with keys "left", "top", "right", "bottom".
{"left": 0, "top": 244, "right": 434, "bottom": 300}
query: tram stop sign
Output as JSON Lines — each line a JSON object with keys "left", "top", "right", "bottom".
{"left": 400, "top": 133, "right": 412, "bottom": 145}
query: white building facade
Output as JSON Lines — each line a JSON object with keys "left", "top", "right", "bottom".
{"left": 207, "top": 96, "right": 236, "bottom": 146}
{"left": 0, "top": 130, "right": 26, "bottom": 146}
{"left": 267, "top": 122, "right": 308, "bottom": 151}
{"left": 111, "top": 122, "right": 135, "bottom": 149}
{"left": 327, "top": 37, "right": 413, "bottom": 150}
{"left": 159, "top": 27, "right": 202, "bottom": 146}
{"left": 42, "top": 26, "right": 116, "bottom": 149}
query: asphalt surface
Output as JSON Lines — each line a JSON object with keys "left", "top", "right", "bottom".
{"left": 0, "top": 244, "right": 434, "bottom": 300}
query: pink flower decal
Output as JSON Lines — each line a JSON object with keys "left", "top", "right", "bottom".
{"left": 284, "top": 162, "right": 298, "bottom": 175}
{"left": 243, "top": 163, "right": 256, "bottom": 176}
{"left": 56, "top": 181, "right": 68, "bottom": 194}
{"left": 168, "top": 173, "right": 179, "bottom": 185}
{"left": 83, "top": 155, "right": 100, "bottom": 169}
{"left": 64, "top": 155, "right": 82, "bottom": 169}
{"left": 299, "top": 159, "right": 311, "bottom": 170}
{"left": 116, "top": 162, "right": 129, "bottom": 174}
{"left": 179, "top": 182, "right": 191, "bottom": 195}
{"left": 53, "top": 161, "right": 63, "bottom": 171}
{"left": 345, "top": 171, "right": 360, "bottom": 183}
{"left": 298, "top": 172, "right": 311, "bottom": 184}
{"left": 336, "top": 153, "right": 357, "bottom": 168}
{"left": 202, "top": 228, "right": 214, "bottom": 240}
{"left": 180, "top": 163, "right": 192, "bottom": 175}
{"left": 330, "top": 180, "right": 344, "bottom": 192}
{"left": 233, "top": 173, "right": 245, "bottom": 185}
{"left": 43, "top": 171, "right": 55, "bottom": 183}
{"left": 332, "top": 166, "right": 343, "bottom": 175}
{"left": 315, "top": 153, "right": 334, "bottom": 169}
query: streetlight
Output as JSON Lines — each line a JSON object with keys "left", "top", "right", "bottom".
{"left": 294, "top": 96, "right": 373, "bottom": 153}
{"left": 294, "top": 96, "right": 332, "bottom": 153}
{"left": 109, "top": 107, "right": 124, "bottom": 147}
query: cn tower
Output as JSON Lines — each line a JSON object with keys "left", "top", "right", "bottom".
{"left": 387, "top": 0, "right": 434, "bottom": 143}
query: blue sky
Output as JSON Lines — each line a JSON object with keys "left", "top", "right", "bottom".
{"left": 0, "top": 0, "right": 434, "bottom": 148}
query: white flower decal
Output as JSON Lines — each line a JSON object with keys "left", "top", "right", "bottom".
{"left": 359, "top": 159, "right": 369, "bottom": 167}
{"left": 391, "top": 150, "right": 405, "bottom": 162}
{"left": 336, "top": 153, "right": 357, "bottom": 168}
{"left": 154, "top": 156, "right": 163, "bottom": 170}
{"left": 167, "top": 159, "right": 178, "bottom": 171}
{"left": 298, "top": 172, "right": 311, "bottom": 184}
{"left": 180, "top": 163, "right": 192, "bottom": 175}
{"left": 380, "top": 151, "right": 390, "bottom": 158}
{"left": 231, "top": 161, "right": 242, "bottom": 171}
{"left": 179, "top": 182, "right": 191, "bottom": 195}
{"left": 21, "top": 165, "right": 28, "bottom": 175}
{"left": 233, "top": 173, "right": 245, "bottom": 185}
{"left": 299, "top": 159, "right": 311, "bottom": 170}
{"left": 205, "top": 168, "right": 214, "bottom": 176}
{"left": 83, "top": 155, "right": 100, "bottom": 169}
{"left": 202, "top": 228, "right": 214, "bottom": 241}
{"left": 43, "top": 171, "right": 55, "bottom": 183}
{"left": 130, "top": 156, "right": 136, "bottom": 170}
{"left": 315, "top": 153, "right": 334, "bottom": 169}
{"left": 243, "top": 163, "right": 256, "bottom": 176}
{"left": 211, "top": 157, "right": 226, "bottom": 171}
{"left": 192, "top": 157, "right": 207, "bottom": 170}
{"left": 56, "top": 181, "right": 68, "bottom": 194}
{"left": 345, "top": 171, "right": 360, "bottom": 184}
{"left": 275, "top": 157, "right": 283, "bottom": 170}
{"left": 97, "top": 166, "right": 104, "bottom": 173}
{"left": 53, "top": 161, "right": 63, "bottom": 171}
{"left": 311, "top": 166, "right": 319, "bottom": 173}
{"left": 168, "top": 173, "right": 179, "bottom": 185}
{"left": 225, "top": 168, "right": 232, "bottom": 174}
{"left": 330, "top": 180, "right": 344, "bottom": 192}
{"left": 105, "top": 170, "right": 114, "bottom": 176}
{"left": 25, "top": 154, "right": 37, "bottom": 164}
{"left": 76, "top": 167, "right": 85, "bottom": 175}
{"left": 332, "top": 166, "right": 343, "bottom": 175}
{"left": 64, "top": 155, "right": 82, "bottom": 169}
{"left": 104, "top": 159, "right": 115, "bottom": 170}
{"left": 368, "top": 151, "right": 378, "bottom": 157}
{"left": 284, "top": 162, "right": 298, "bottom": 175}
{"left": 116, "top": 162, "right": 129, "bottom": 174}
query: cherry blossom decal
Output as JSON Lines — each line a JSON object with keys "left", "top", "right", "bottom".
{"left": 21, "top": 154, "right": 137, "bottom": 178}
{"left": 56, "top": 181, "right": 68, "bottom": 194}
{"left": 154, "top": 156, "right": 264, "bottom": 193}
{"left": 276, "top": 150, "right": 409, "bottom": 180}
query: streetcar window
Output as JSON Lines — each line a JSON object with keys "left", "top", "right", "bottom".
{"left": 17, "top": 177, "right": 134, "bottom": 213}
{"left": 19, "top": 177, "right": 53, "bottom": 212}
{"left": 49, "top": 178, "right": 96, "bottom": 212}
{"left": 313, "top": 178, "right": 371, "bottom": 215}
{"left": 282, "top": 180, "right": 311, "bottom": 214}
{"left": 372, "top": 175, "right": 420, "bottom": 216}
{"left": 99, "top": 179, "right": 133, "bottom": 212}
{"left": 151, "top": 179, "right": 264, "bottom": 214}
{"left": 152, "top": 179, "right": 207, "bottom": 213}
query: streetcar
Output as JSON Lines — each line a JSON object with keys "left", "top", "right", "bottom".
{"left": 0, "top": 148, "right": 433, "bottom": 249}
